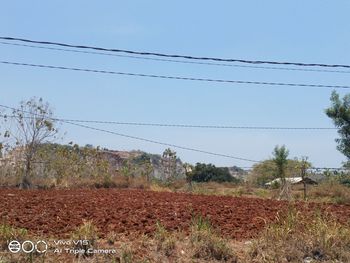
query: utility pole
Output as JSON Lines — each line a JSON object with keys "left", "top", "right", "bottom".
{"left": 300, "top": 157, "right": 308, "bottom": 200}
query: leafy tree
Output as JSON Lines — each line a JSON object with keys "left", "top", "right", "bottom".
{"left": 325, "top": 91, "right": 350, "bottom": 164}
{"left": 7, "top": 98, "right": 58, "bottom": 188}
{"left": 183, "top": 163, "right": 194, "bottom": 189}
{"left": 0, "top": 110, "right": 11, "bottom": 158}
{"left": 249, "top": 160, "right": 278, "bottom": 186}
{"left": 37, "top": 143, "right": 111, "bottom": 187}
{"left": 273, "top": 145, "right": 292, "bottom": 200}
{"left": 132, "top": 153, "right": 154, "bottom": 183}
{"left": 191, "top": 163, "right": 239, "bottom": 183}
{"left": 161, "top": 148, "right": 177, "bottom": 181}
{"left": 121, "top": 160, "right": 134, "bottom": 185}
{"left": 273, "top": 145, "right": 289, "bottom": 183}
{"left": 250, "top": 155, "right": 313, "bottom": 187}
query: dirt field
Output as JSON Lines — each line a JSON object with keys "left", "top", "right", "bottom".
{"left": 1, "top": 189, "right": 350, "bottom": 240}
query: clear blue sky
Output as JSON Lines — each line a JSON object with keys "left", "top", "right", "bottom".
{"left": 1, "top": 1, "right": 350, "bottom": 168}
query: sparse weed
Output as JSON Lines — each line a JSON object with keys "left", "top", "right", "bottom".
{"left": 119, "top": 245, "right": 133, "bottom": 263}
{"left": 106, "top": 231, "right": 118, "bottom": 245}
{"left": 71, "top": 220, "right": 99, "bottom": 257}
{"left": 154, "top": 221, "right": 176, "bottom": 256}
{"left": 0, "top": 223, "right": 28, "bottom": 250}
{"left": 190, "top": 214, "right": 237, "bottom": 262}
{"left": 149, "top": 184, "right": 172, "bottom": 192}
{"left": 254, "top": 188, "right": 271, "bottom": 198}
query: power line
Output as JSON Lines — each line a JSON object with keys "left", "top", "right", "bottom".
{"left": 309, "top": 167, "right": 347, "bottom": 170}
{"left": 2, "top": 41, "right": 349, "bottom": 74}
{"left": 63, "top": 120, "right": 260, "bottom": 163}
{"left": 1, "top": 109, "right": 345, "bottom": 169}
{"left": 1, "top": 36, "right": 350, "bottom": 69}
{"left": 1, "top": 60, "right": 350, "bottom": 89}
{"left": 35, "top": 119, "right": 339, "bottom": 130}
{"left": 0, "top": 113, "right": 337, "bottom": 131}
{"left": 0, "top": 106, "right": 259, "bottom": 163}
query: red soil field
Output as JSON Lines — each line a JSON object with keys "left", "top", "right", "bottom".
{"left": 1, "top": 189, "right": 350, "bottom": 239}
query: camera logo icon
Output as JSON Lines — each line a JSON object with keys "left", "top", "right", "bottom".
{"left": 8, "top": 240, "right": 21, "bottom": 253}
{"left": 8, "top": 240, "right": 48, "bottom": 253}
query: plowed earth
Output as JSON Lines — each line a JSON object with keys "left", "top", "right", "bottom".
{"left": 1, "top": 189, "right": 350, "bottom": 239}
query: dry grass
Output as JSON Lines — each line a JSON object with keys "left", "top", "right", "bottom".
{"left": 190, "top": 182, "right": 272, "bottom": 200}
{"left": 0, "top": 223, "right": 27, "bottom": 250}
{"left": 2, "top": 211, "right": 349, "bottom": 263}
{"left": 149, "top": 184, "right": 172, "bottom": 192}
{"left": 71, "top": 220, "right": 99, "bottom": 258}
{"left": 247, "top": 207, "right": 350, "bottom": 262}
{"left": 106, "top": 231, "right": 118, "bottom": 245}
{"left": 309, "top": 181, "right": 350, "bottom": 204}
{"left": 154, "top": 221, "right": 176, "bottom": 257}
{"left": 189, "top": 215, "right": 237, "bottom": 262}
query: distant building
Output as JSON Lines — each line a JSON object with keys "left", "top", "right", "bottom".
{"left": 265, "top": 177, "right": 318, "bottom": 187}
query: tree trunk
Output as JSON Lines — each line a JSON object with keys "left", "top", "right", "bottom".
{"left": 21, "top": 158, "right": 32, "bottom": 189}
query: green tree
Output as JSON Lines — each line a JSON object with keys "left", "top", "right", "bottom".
{"left": 273, "top": 145, "right": 291, "bottom": 200}
{"left": 325, "top": 91, "right": 350, "bottom": 164}
{"left": 37, "top": 143, "right": 111, "bottom": 187}
{"left": 121, "top": 160, "right": 133, "bottom": 185}
{"left": 191, "top": 163, "right": 239, "bottom": 183}
{"left": 249, "top": 158, "right": 312, "bottom": 186}
{"left": 161, "top": 148, "right": 177, "bottom": 181}
{"left": 273, "top": 145, "right": 289, "bottom": 183}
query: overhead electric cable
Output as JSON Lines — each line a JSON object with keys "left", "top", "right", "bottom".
{"left": 1, "top": 60, "right": 349, "bottom": 89}
{"left": 0, "top": 113, "right": 337, "bottom": 131}
{"left": 0, "top": 108, "right": 344, "bottom": 169}
{"left": 1, "top": 41, "right": 349, "bottom": 74}
{"left": 63, "top": 120, "right": 260, "bottom": 163}
{"left": 0, "top": 106, "right": 259, "bottom": 163}
{"left": 1, "top": 36, "right": 350, "bottom": 69}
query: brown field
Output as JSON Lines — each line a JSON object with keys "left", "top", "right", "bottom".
{"left": 1, "top": 188, "right": 350, "bottom": 240}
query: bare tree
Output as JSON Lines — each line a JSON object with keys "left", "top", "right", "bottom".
{"left": 9, "top": 98, "right": 58, "bottom": 188}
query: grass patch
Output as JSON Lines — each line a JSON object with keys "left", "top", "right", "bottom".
{"left": 154, "top": 221, "right": 176, "bottom": 257}
{"left": 71, "top": 220, "right": 99, "bottom": 257}
{"left": 309, "top": 181, "right": 350, "bottom": 204}
{"left": 119, "top": 245, "right": 134, "bottom": 263}
{"left": 190, "top": 214, "right": 237, "bottom": 262}
{"left": 0, "top": 223, "right": 28, "bottom": 250}
{"left": 248, "top": 208, "right": 350, "bottom": 262}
